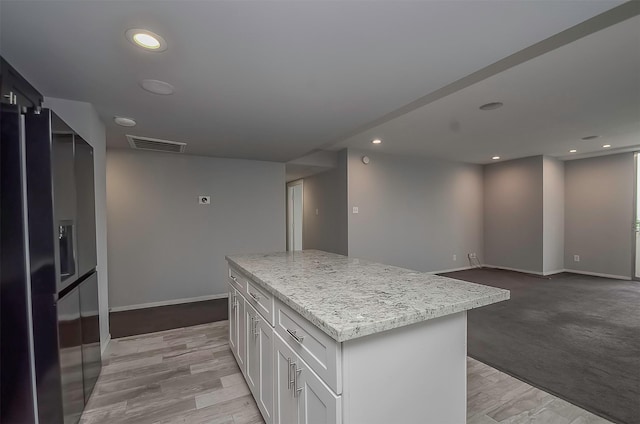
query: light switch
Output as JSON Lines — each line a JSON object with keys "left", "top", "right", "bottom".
{"left": 315, "top": 208, "right": 319, "bottom": 216}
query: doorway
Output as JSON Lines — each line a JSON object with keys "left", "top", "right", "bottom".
{"left": 287, "top": 180, "right": 303, "bottom": 251}
{"left": 635, "top": 153, "right": 640, "bottom": 279}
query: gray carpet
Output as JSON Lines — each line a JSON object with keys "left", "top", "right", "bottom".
{"left": 441, "top": 268, "right": 640, "bottom": 424}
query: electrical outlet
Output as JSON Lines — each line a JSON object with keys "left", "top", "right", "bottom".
{"left": 469, "top": 253, "right": 477, "bottom": 259}
{"left": 453, "top": 254, "right": 457, "bottom": 261}
{"left": 574, "top": 255, "right": 580, "bottom": 262}
{"left": 352, "top": 206, "right": 359, "bottom": 214}
{"left": 198, "top": 196, "right": 211, "bottom": 205}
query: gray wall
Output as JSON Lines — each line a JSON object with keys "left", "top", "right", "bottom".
{"left": 43, "top": 97, "right": 110, "bottom": 351}
{"left": 543, "top": 157, "right": 565, "bottom": 273}
{"left": 302, "top": 151, "right": 348, "bottom": 255}
{"left": 346, "top": 149, "right": 483, "bottom": 272}
{"left": 107, "top": 149, "right": 285, "bottom": 308}
{"left": 564, "top": 153, "right": 634, "bottom": 278}
{"left": 484, "top": 156, "right": 544, "bottom": 273}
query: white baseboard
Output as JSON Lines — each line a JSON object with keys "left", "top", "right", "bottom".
{"left": 482, "top": 264, "right": 546, "bottom": 276}
{"left": 563, "top": 269, "right": 631, "bottom": 281}
{"left": 484, "top": 265, "right": 632, "bottom": 281}
{"left": 110, "top": 293, "right": 228, "bottom": 313}
{"left": 429, "top": 265, "right": 477, "bottom": 274}
{"left": 542, "top": 269, "right": 565, "bottom": 276}
{"left": 101, "top": 333, "right": 111, "bottom": 355}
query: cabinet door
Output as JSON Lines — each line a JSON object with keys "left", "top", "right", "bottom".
{"left": 245, "top": 304, "right": 260, "bottom": 395}
{"left": 236, "top": 291, "right": 246, "bottom": 372}
{"left": 1, "top": 57, "right": 43, "bottom": 108}
{"left": 257, "top": 314, "right": 274, "bottom": 424}
{"left": 228, "top": 285, "right": 238, "bottom": 355}
{"left": 274, "top": 335, "right": 299, "bottom": 424}
{"left": 229, "top": 287, "right": 246, "bottom": 372}
{"left": 297, "top": 360, "right": 341, "bottom": 424}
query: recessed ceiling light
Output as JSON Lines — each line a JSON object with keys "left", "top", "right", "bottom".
{"left": 492, "top": 156, "right": 500, "bottom": 160}
{"left": 371, "top": 139, "right": 382, "bottom": 144}
{"left": 602, "top": 144, "right": 611, "bottom": 148}
{"left": 479, "top": 102, "right": 503, "bottom": 111}
{"left": 126, "top": 28, "right": 167, "bottom": 52}
{"left": 114, "top": 116, "right": 136, "bottom": 127}
{"left": 581, "top": 135, "right": 599, "bottom": 140}
{"left": 569, "top": 149, "right": 577, "bottom": 153}
{"left": 140, "top": 79, "right": 175, "bottom": 95}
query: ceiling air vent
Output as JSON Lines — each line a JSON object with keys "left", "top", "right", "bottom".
{"left": 126, "top": 135, "right": 186, "bottom": 153}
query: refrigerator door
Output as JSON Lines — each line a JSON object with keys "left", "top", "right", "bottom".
{"left": 0, "top": 103, "right": 37, "bottom": 424}
{"left": 51, "top": 113, "right": 78, "bottom": 292}
{"left": 79, "top": 271, "right": 101, "bottom": 402}
{"left": 58, "top": 287, "right": 84, "bottom": 424}
{"left": 24, "top": 108, "right": 65, "bottom": 422}
{"left": 74, "top": 136, "right": 97, "bottom": 276}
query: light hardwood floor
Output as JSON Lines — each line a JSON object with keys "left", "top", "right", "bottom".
{"left": 80, "top": 321, "right": 612, "bottom": 424}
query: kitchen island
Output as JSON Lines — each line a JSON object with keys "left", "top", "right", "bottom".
{"left": 225, "top": 250, "right": 509, "bottom": 424}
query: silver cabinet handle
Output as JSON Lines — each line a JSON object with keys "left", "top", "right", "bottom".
{"left": 253, "top": 317, "right": 260, "bottom": 337}
{"left": 249, "top": 291, "right": 260, "bottom": 302}
{"left": 3, "top": 92, "right": 16, "bottom": 105}
{"left": 231, "top": 275, "right": 238, "bottom": 283}
{"left": 286, "top": 328, "right": 304, "bottom": 343}
{"left": 294, "top": 365, "right": 303, "bottom": 397}
{"left": 287, "top": 358, "right": 294, "bottom": 389}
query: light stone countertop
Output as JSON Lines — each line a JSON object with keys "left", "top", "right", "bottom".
{"left": 226, "top": 250, "right": 510, "bottom": 342}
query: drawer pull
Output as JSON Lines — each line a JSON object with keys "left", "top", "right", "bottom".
{"left": 287, "top": 358, "right": 295, "bottom": 389}
{"left": 249, "top": 292, "right": 261, "bottom": 302}
{"left": 253, "top": 317, "right": 260, "bottom": 337}
{"left": 286, "top": 328, "right": 304, "bottom": 343}
{"left": 294, "top": 366, "right": 303, "bottom": 397}
{"left": 231, "top": 275, "right": 238, "bottom": 283}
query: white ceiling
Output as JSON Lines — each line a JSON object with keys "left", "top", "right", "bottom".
{"left": 0, "top": 0, "right": 629, "bottom": 162}
{"left": 334, "top": 13, "right": 640, "bottom": 164}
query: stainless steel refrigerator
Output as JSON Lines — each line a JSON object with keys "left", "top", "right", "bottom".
{"left": 1, "top": 105, "right": 101, "bottom": 424}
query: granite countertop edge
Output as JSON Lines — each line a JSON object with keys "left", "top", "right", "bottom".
{"left": 225, "top": 254, "right": 510, "bottom": 343}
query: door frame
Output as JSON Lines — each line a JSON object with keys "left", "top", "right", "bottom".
{"left": 633, "top": 152, "right": 640, "bottom": 280}
{"left": 286, "top": 179, "right": 304, "bottom": 252}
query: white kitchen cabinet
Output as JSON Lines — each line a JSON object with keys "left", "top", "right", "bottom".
{"left": 245, "top": 302, "right": 275, "bottom": 424}
{"left": 245, "top": 303, "right": 259, "bottom": 394}
{"left": 274, "top": 332, "right": 340, "bottom": 424}
{"left": 225, "top": 251, "right": 497, "bottom": 424}
{"left": 228, "top": 286, "right": 245, "bottom": 373}
{"left": 274, "top": 298, "right": 341, "bottom": 394}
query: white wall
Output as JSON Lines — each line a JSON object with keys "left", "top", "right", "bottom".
{"left": 564, "top": 153, "right": 634, "bottom": 279}
{"left": 543, "top": 157, "right": 565, "bottom": 274}
{"left": 483, "top": 156, "right": 544, "bottom": 273}
{"left": 302, "top": 150, "right": 348, "bottom": 255}
{"left": 346, "top": 149, "right": 483, "bottom": 272}
{"left": 43, "top": 97, "right": 110, "bottom": 351}
{"left": 107, "top": 149, "right": 285, "bottom": 308}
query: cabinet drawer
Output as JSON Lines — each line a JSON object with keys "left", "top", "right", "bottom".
{"left": 275, "top": 299, "right": 341, "bottom": 394}
{"left": 246, "top": 279, "right": 274, "bottom": 326}
{"left": 228, "top": 267, "right": 247, "bottom": 297}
